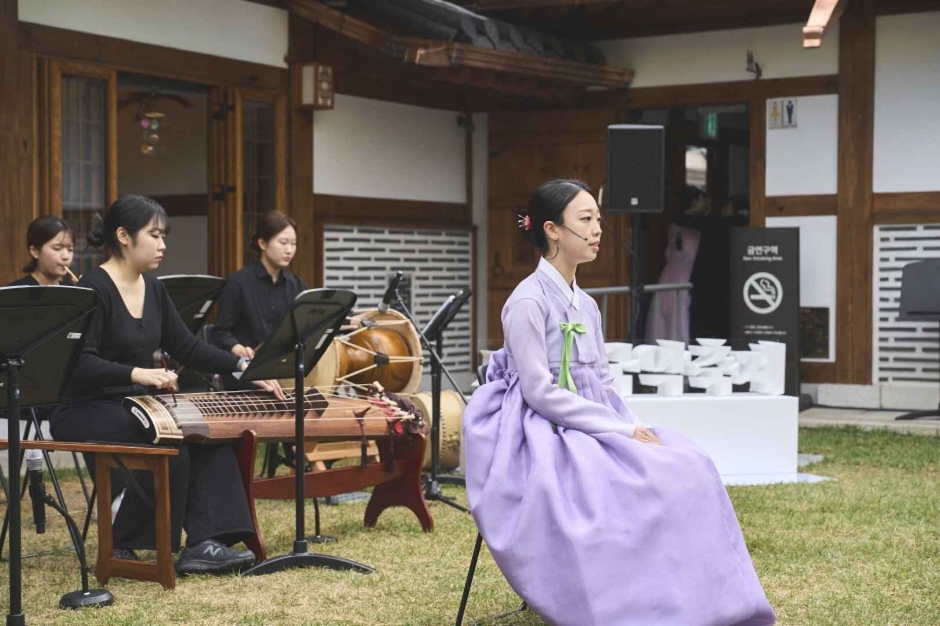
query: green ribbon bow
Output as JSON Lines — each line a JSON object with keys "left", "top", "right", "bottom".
{"left": 558, "top": 322, "right": 587, "bottom": 393}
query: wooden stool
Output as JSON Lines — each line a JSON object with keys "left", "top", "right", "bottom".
{"left": 0, "top": 440, "right": 179, "bottom": 590}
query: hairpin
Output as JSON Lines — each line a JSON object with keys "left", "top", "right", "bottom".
{"left": 517, "top": 214, "right": 532, "bottom": 231}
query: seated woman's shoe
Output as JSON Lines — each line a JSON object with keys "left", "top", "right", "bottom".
{"left": 112, "top": 548, "right": 138, "bottom": 561}
{"left": 176, "top": 539, "right": 254, "bottom": 575}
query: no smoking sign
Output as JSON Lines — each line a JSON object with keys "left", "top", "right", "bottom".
{"left": 743, "top": 272, "right": 783, "bottom": 315}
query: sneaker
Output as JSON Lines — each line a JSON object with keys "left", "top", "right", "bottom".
{"left": 112, "top": 548, "right": 138, "bottom": 561}
{"left": 176, "top": 539, "right": 254, "bottom": 575}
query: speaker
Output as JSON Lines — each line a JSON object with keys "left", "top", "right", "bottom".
{"left": 606, "top": 124, "right": 665, "bottom": 214}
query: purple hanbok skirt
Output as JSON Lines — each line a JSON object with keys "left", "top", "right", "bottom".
{"left": 462, "top": 350, "right": 776, "bottom": 626}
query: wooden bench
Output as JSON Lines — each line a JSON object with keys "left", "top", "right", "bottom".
{"left": 0, "top": 440, "right": 179, "bottom": 590}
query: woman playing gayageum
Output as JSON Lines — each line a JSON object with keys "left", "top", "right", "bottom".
{"left": 463, "top": 179, "right": 776, "bottom": 626}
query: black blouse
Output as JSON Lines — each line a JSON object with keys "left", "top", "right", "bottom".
{"left": 7, "top": 274, "right": 75, "bottom": 287}
{"left": 63, "top": 267, "right": 241, "bottom": 404}
{"left": 211, "top": 263, "right": 307, "bottom": 352}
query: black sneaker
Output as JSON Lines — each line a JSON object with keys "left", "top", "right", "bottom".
{"left": 112, "top": 548, "right": 138, "bottom": 561}
{"left": 176, "top": 539, "right": 254, "bottom": 575}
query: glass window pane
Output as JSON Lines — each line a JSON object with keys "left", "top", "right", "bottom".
{"left": 242, "top": 100, "right": 277, "bottom": 268}
{"left": 685, "top": 145, "right": 707, "bottom": 192}
{"left": 62, "top": 74, "right": 108, "bottom": 274}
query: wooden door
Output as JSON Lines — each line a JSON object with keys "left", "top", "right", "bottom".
{"left": 486, "top": 108, "right": 629, "bottom": 348}
{"left": 208, "top": 87, "right": 287, "bottom": 278}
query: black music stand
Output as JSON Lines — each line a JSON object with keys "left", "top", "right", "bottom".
{"left": 157, "top": 275, "right": 225, "bottom": 335}
{"left": 158, "top": 275, "right": 226, "bottom": 392}
{"left": 393, "top": 286, "right": 471, "bottom": 514}
{"left": 238, "top": 289, "right": 376, "bottom": 576}
{"left": 895, "top": 260, "right": 940, "bottom": 421}
{"left": 0, "top": 285, "right": 100, "bottom": 624}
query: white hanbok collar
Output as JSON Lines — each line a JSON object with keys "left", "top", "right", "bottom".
{"left": 537, "top": 257, "right": 580, "bottom": 310}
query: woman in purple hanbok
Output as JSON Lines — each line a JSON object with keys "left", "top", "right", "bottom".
{"left": 463, "top": 180, "right": 775, "bottom": 626}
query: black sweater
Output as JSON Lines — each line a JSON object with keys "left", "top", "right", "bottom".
{"left": 63, "top": 267, "right": 241, "bottom": 404}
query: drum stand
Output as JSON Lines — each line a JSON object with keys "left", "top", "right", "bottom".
{"left": 394, "top": 289, "right": 471, "bottom": 514}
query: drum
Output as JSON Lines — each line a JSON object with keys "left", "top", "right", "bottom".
{"left": 412, "top": 390, "right": 464, "bottom": 471}
{"left": 307, "top": 308, "right": 424, "bottom": 394}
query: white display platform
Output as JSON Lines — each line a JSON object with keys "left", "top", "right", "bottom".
{"left": 625, "top": 392, "right": 803, "bottom": 486}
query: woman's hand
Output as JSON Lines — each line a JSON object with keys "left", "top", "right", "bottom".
{"left": 632, "top": 426, "right": 663, "bottom": 446}
{"left": 252, "top": 379, "right": 286, "bottom": 401}
{"left": 232, "top": 344, "right": 255, "bottom": 359}
{"left": 236, "top": 358, "right": 286, "bottom": 401}
{"left": 131, "top": 367, "right": 179, "bottom": 390}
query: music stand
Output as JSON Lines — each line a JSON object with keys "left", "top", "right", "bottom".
{"left": 0, "top": 286, "right": 100, "bottom": 625}
{"left": 393, "top": 287, "right": 471, "bottom": 513}
{"left": 237, "top": 289, "right": 375, "bottom": 576}
{"left": 894, "top": 260, "right": 940, "bottom": 421}
{"left": 159, "top": 275, "right": 226, "bottom": 391}
{"left": 157, "top": 275, "right": 225, "bottom": 335}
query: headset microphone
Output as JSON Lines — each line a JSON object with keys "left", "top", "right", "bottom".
{"left": 562, "top": 225, "right": 590, "bottom": 242}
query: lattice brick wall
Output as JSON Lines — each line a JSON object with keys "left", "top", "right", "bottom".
{"left": 873, "top": 224, "right": 940, "bottom": 384}
{"left": 323, "top": 225, "right": 473, "bottom": 372}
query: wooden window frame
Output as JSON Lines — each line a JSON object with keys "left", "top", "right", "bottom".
{"left": 38, "top": 59, "right": 119, "bottom": 218}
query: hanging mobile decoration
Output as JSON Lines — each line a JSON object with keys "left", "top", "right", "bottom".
{"left": 136, "top": 104, "right": 165, "bottom": 157}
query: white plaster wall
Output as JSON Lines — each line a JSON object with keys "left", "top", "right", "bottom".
{"left": 472, "top": 112, "right": 488, "bottom": 357}
{"left": 873, "top": 12, "right": 940, "bottom": 193}
{"left": 597, "top": 23, "right": 838, "bottom": 89}
{"left": 766, "top": 215, "right": 837, "bottom": 362}
{"left": 765, "top": 95, "right": 839, "bottom": 196}
{"left": 313, "top": 95, "right": 467, "bottom": 203}
{"left": 19, "top": 0, "right": 288, "bottom": 68}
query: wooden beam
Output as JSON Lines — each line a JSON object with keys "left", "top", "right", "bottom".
{"left": 310, "top": 26, "right": 562, "bottom": 113}
{"left": 315, "top": 195, "right": 472, "bottom": 230}
{"left": 466, "top": 0, "right": 617, "bottom": 8}
{"left": 872, "top": 191, "right": 940, "bottom": 223}
{"left": 802, "top": 361, "right": 837, "bottom": 384}
{"left": 873, "top": 191, "right": 940, "bottom": 214}
{"left": 288, "top": 14, "right": 317, "bottom": 290}
{"left": 766, "top": 194, "right": 838, "bottom": 217}
{"left": 0, "top": 0, "right": 35, "bottom": 286}
{"left": 587, "top": 74, "right": 839, "bottom": 110}
{"left": 150, "top": 193, "right": 209, "bottom": 217}
{"left": 834, "top": 0, "right": 876, "bottom": 385}
{"left": 288, "top": 0, "right": 632, "bottom": 90}
{"left": 18, "top": 22, "right": 287, "bottom": 92}
{"left": 804, "top": 0, "right": 848, "bottom": 48}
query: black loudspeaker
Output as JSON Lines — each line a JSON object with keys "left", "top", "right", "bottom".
{"left": 606, "top": 124, "right": 665, "bottom": 214}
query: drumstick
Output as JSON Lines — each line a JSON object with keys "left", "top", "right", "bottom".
{"left": 161, "top": 350, "right": 178, "bottom": 406}
{"left": 66, "top": 267, "right": 80, "bottom": 283}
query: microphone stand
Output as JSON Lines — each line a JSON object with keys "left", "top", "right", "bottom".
{"left": 392, "top": 291, "right": 469, "bottom": 514}
{"left": 37, "top": 494, "right": 113, "bottom": 609}
{"left": 4, "top": 356, "right": 26, "bottom": 626}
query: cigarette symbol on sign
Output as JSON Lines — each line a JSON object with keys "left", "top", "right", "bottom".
{"left": 744, "top": 272, "right": 783, "bottom": 314}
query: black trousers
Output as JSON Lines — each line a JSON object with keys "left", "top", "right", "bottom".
{"left": 51, "top": 399, "right": 255, "bottom": 551}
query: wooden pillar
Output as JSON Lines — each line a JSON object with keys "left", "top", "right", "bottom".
{"left": 835, "top": 0, "right": 875, "bottom": 384}
{"left": 288, "top": 14, "right": 317, "bottom": 289}
{"left": 0, "top": 0, "right": 34, "bottom": 285}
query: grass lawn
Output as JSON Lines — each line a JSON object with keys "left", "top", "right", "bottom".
{"left": 1, "top": 426, "right": 938, "bottom": 625}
